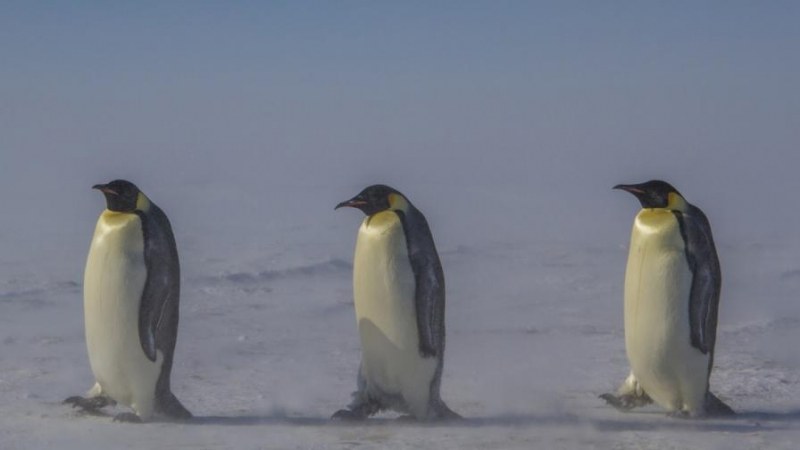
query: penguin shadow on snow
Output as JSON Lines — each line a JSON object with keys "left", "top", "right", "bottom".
{"left": 190, "top": 415, "right": 462, "bottom": 427}
{"left": 189, "top": 415, "right": 329, "bottom": 426}
{"left": 587, "top": 406, "right": 800, "bottom": 433}
{"left": 732, "top": 409, "right": 800, "bottom": 423}
{"left": 63, "top": 405, "right": 326, "bottom": 426}
{"left": 440, "top": 408, "right": 799, "bottom": 432}
{"left": 182, "top": 411, "right": 800, "bottom": 432}
{"left": 62, "top": 400, "right": 800, "bottom": 431}
{"left": 190, "top": 414, "right": 465, "bottom": 428}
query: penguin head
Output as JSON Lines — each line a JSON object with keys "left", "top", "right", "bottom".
{"left": 92, "top": 179, "right": 147, "bottom": 213}
{"left": 335, "top": 184, "right": 409, "bottom": 216}
{"left": 613, "top": 180, "right": 687, "bottom": 211}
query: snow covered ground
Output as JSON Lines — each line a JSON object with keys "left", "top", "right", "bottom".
{"left": 1, "top": 180, "right": 798, "bottom": 449}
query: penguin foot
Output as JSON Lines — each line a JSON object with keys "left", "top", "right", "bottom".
{"left": 667, "top": 410, "right": 692, "bottom": 419}
{"left": 64, "top": 396, "right": 113, "bottom": 411}
{"left": 599, "top": 392, "right": 653, "bottom": 411}
{"left": 332, "top": 395, "right": 383, "bottom": 421}
{"left": 112, "top": 412, "right": 142, "bottom": 423}
{"left": 331, "top": 409, "right": 367, "bottom": 421}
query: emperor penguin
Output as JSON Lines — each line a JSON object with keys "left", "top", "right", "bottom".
{"left": 332, "top": 185, "right": 459, "bottom": 421}
{"left": 65, "top": 179, "right": 191, "bottom": 422}
{"left": 601, "top": 180, "right": 734, "bottom": 417}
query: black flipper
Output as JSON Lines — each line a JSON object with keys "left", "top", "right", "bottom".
{"left": 135, "top": 204, "right": 179, "bottom": 363}
{"left": 674, "top": 205, "right": 722, "bottom": 358}
{"left": 674, "top": 206, "right": 724, "bottom": 392}
{"left": 395, "top": 207, "right": 444, "bottom": 359}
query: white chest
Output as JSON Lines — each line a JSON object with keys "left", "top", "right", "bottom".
{"left": 352, "top": 211, "right": 436, "bottom": 416}
{"left": 353, "top": 212, "right": 418, "bottom": 349}
{"left": 83, "top": 211, "right": 161, "bottom": 412}
{"left": 624, "top": 210, "right": 691, "bottom": 348}
{"left": 623, "top": 209, "right": 708, "bottom": 412}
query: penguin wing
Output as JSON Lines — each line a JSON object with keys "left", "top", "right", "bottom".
{"left": 680, "top": 206, "right": 722, "bottom": 355}
{"left": 399, "top": 208, "right": 445, "bottom": 359}
{"left": 136, "top": 206, "right": 181, "bottom": 363}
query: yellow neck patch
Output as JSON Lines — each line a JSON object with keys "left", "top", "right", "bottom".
{"left": 666, "top": 192, "right": 688, "bottom": 212}
{"left": 387, "top": 193, "right": 409, "bottom": 212}
{"left": 136, "top": 192, "right": 151, "bottom": 212}
{"left": 365, "top": 210, "right": 400, "bottom": 229}
{"left": 100, "top": 209, "right": 138, "bottom": 222}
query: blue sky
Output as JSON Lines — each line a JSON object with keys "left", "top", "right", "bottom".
{"left": 1, "top": 1, "right": 799, "bottom": 245}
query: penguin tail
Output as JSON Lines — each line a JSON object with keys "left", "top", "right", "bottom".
{"left": 157, "top": 391, "right": 193, "bottom": 420}
{"left": 705, "top": 392, "right": 735, "bottom": 416}
{"left": 432, "top": 400, "right": 462, "bottom": 421}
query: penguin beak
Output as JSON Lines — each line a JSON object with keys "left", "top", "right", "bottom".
{"left": 92, "top": 184, "right": 118, "bottom": 196}
{"left": 613, "top": 184, "right": 645, "bottom": 195}
{"left": 335, "top": 198, "right": 368, "bottom": 210}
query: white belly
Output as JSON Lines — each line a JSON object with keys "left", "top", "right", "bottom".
{"left": 84, "top": 211, "right": 162, "bottom": 419}
{"left": 624, "top": 209, "right": 709, "bottom": 414}
{"left": 353, "top": 212, "right": 437, "bottom": 418}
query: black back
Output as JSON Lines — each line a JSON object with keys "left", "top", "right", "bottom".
{"left": 135, "top": 203, "right": 182, "bottom": 400}
{"left": 674, "top": 203, "right": 722, "bottom": 384}
{"left": 395, "top": 203, "right": 452, "bottom": 414}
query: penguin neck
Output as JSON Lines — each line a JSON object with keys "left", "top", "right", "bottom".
{"left": 364, "top": 210, "right": 402, "bottom": 230}
{"left": 635, "top": 208, "right": 677, "bottom": 231}
{"left": 99, "top": 209, "right": 142, "bottom": 231}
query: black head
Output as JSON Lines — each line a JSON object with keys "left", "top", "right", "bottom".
{"left": 613, "top": 179, "right": 684, "bottom": 209}
{"left": 335, "top": 184, "right": 406, "bottom": 216}
{"left": 92, "top": 179, "right": 142, "bottom": 212}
